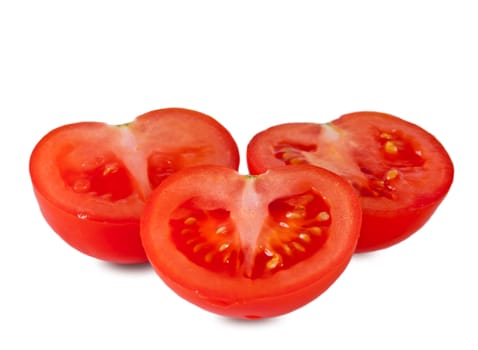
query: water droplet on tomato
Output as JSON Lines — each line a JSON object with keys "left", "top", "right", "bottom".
{"left": 77, "top": 212, "right": 88, "bottom": 220}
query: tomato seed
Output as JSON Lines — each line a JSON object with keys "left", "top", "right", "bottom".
{"left": 215, "top": 225, "right": 227, "bottom": 235}
{"left": 181, "top": 228, "right": 193, "bottom": 235}
{"left": 184, "top": 217, "right": 197, "bottom": 225}
{"left": 204, "top": 251, "right": 214, "bottom": 263}
{"left": 317, "top": 211, "right": 330, "bottom": 222}
{"left": 266, "top": 254, "right": 282, "bottom": 270}
{"left": 308, "top": 226, "right": 322, "bottom": 236}
{"left": 218, "top": 242, "right": 230, "bottom": 252}
{"left": 186, "top": 238, "right": 198, "bottom": 245}
{"left": 102, "top": 162, "right": 119, "bottom": 176}
{"left": 279, "top": 221, "right": 290, "bottom": 228}
{"left": 385, "top": 169, "right": 399, "bottom": 180}
{"left": 193, "top": 243, "right": 206, "bottom": 253}
{"left": 282, "top": 244, "right": 293, "bottom": 256}
{"left": 286, "top": 211, "right": 304, "bottom": 219}
{"left": 291, "top": 241, "right": 306, "bottom": 253}
{"left": 384, "top": 140, "right": 398, "bottom": 155}
{"left": 299, "top": 233, "right": 311, "bottom": 243}
{"left": 281, "top": 152, "right": 297, "bottom": 160}
{"left": 288, "top": 158, "right": 306, "bottom": 165}
{"left": 380, "top": 132, "right": 393, "bottom": 140}
{"left": 222, "top": 251, "right": 232, "bottom": 264}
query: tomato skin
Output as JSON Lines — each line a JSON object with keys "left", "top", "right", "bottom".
{"left": 358, "top": 199, "right": 447, "bottom": 252}
{"left": 33, "top": 187, "right": 144, "bottom": 263}
{"left": 141, "top": 165, "right": 362, "bottom": 319}
{"left": 247, "top": 111, "right": 454, "bottom": 253}
{"left": 30, "top": 108, "right": 240, "bottom": 264}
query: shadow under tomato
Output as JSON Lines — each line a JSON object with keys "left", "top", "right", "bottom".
{"left": 351, "top": 250, "right": 383, "bottom": 262}
{"left": 97, "top": 261, "right": 154, "bottom": 274}
{"left": 219, "top": 315, "right": 281, "bottom": 326}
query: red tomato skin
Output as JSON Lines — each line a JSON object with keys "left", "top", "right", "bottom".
{"left": 33, "top": 187, "right": 145, "bottom": 264}
{"left": 358, "top": 199, "right": 447, "bottom": 252}
{"left": 141, "top": 165, "right": 362, "bottom": 319}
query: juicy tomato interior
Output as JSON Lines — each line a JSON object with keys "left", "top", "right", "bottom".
{"left": 59, "top": 151, "right": 134, "bottom": 202}
{"left": 272, "top": 126, "right": 426, "bottom": 205}
{"left": 141, "top": 165, "right": 361, "bottom": 319}
{"left": 169, "top": 190, "right": 330, "bottom": 280}
{"left": 247, "top": 111, "right": 454, "bottom": 252}
{"left": 30, "top": 108, "right": 240, "bottom": 263}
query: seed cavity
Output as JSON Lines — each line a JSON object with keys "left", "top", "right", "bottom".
{"left": 274, "top": 143, "right": 316, "bottom": 166}
{"left": 171, "top": 190, "right": 331, "bottom": 280}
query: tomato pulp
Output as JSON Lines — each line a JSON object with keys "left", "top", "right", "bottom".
{"left": 247, "top": 111, "right": 454, "bottom": 252}
{"left": 141, "top": 165, "right": 362, "bottom": 319}
{"left": 30, "top": 108, "right": 239, "bottom": 263}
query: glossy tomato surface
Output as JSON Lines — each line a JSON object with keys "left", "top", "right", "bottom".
{"left": 247, "top": 111, "right": 454, "bottom": 252}
{"left": 141, "top": 165, "right": 361, "bottom": 319}
{"left": 30, "top": 108, "right": 239, "bottom": 263}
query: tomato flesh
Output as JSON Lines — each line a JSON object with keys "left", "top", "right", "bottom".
{"left": 30, "top": 108, "right": 240, "bottom": 263}
{"left": 247, "top": 111, "right": 454, "bottom": 252}
{"left": 141, "top": 165, "right": 361, "bottom": 319}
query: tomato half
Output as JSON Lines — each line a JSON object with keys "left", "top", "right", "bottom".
{"left": 140, "top": 165, "right": 361, "bottom": 319}
{"left": 247, "top": 111, "right": 454, "bottom": 253}
{"left": 30, "top": 108, "right": 240, "bottom": 263}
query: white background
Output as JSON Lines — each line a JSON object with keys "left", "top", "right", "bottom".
{"left": 1, "top": 1, "right": 477, "bottom": 349}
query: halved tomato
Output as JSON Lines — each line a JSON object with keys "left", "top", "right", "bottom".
{"left": 140, "top": 165, "right": 361, "bottom": 319}
{"left": 30, "top": 108, "right": 239, "bottom": 263}
{"left": 247, "top": 111, "right": 454, "bottom": 252}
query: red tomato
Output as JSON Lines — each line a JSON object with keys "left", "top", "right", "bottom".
{"left": 30, "top": 108, "right": 240, "bottom": 263}
{"left": 140, "top": 165, "right": 361, "bottom": 319}
{"left": 247, "top": 111, "right": 454, "bottom": 253}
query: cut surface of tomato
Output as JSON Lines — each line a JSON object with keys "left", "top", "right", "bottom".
{"left": 140, "top": 165, "right": 361, "bottom": 319}
{"left": 247, "top": 111, "right": 454, "bottom": 252}
{"left": 30, "top": 108, "right": 240, "bottom": 263}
